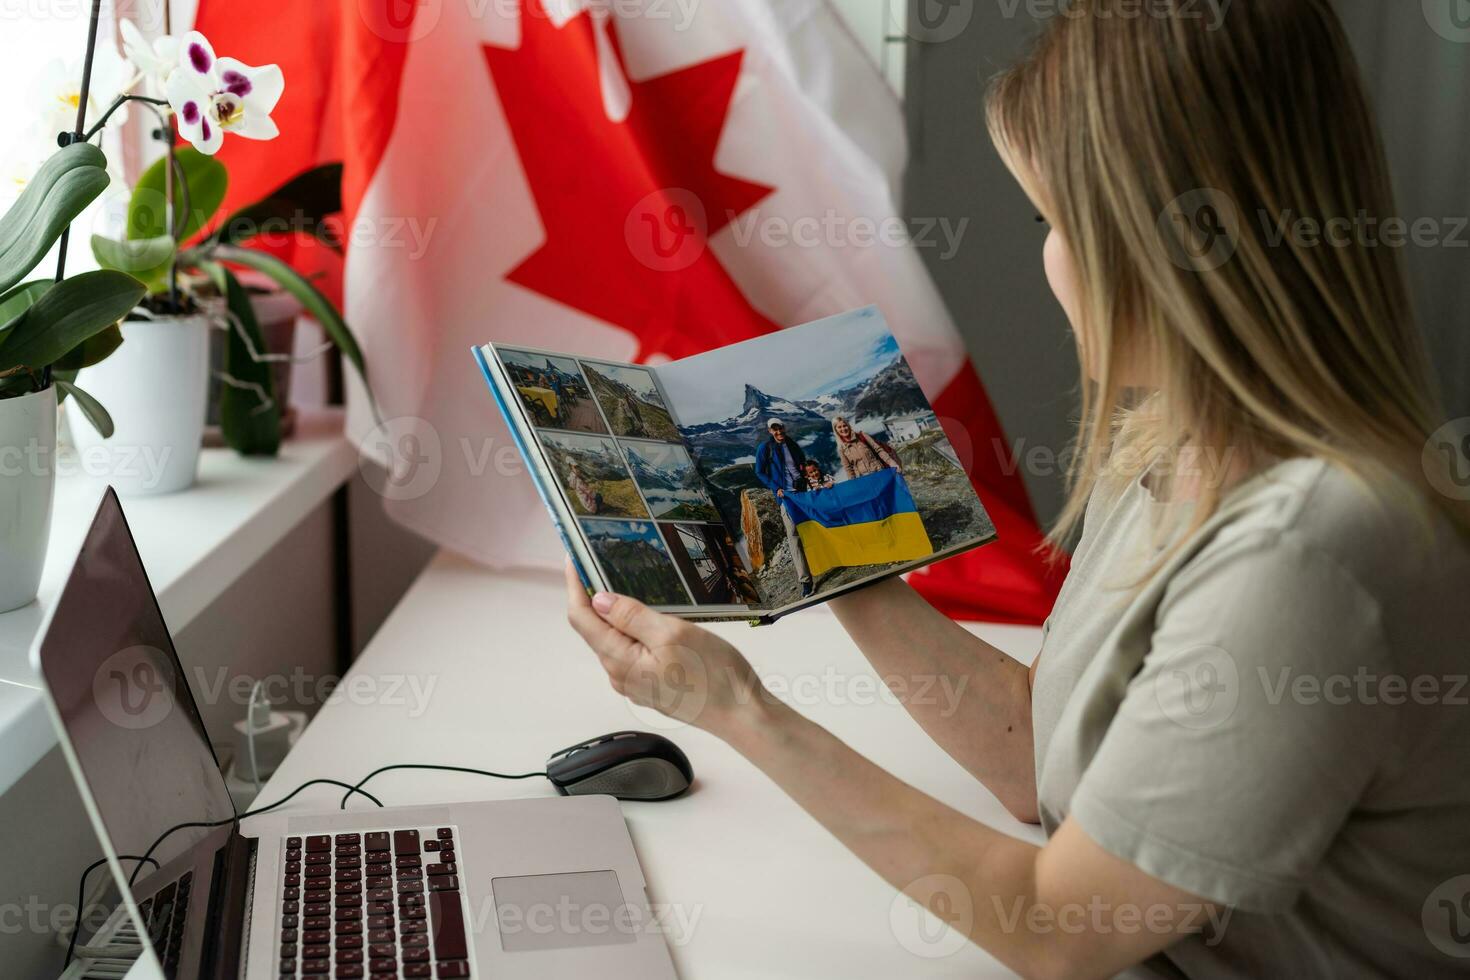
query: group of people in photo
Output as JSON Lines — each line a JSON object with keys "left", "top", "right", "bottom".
{"left": 755, "top": 415, "right": 907, "bottom": 598}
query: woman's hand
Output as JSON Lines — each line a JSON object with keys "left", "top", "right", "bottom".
{"left": 565, "top": 561, "right": 771, "bottom": 736}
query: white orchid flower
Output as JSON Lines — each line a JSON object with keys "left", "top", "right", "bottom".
{"left": 32, "top": 46, "right": 134, "bottom": 142}
{"left": 164, "top": 32, "right": 283, "bottom": 155}
{"left": 119, "top": 19, "right": 181, "bottom": 98}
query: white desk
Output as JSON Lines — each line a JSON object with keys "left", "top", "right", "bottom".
{"left": 256, "top": 552, "right": 1045, "bottom": 978}
{"left": 0, "top": 409, "right": 356, "bottom": 793}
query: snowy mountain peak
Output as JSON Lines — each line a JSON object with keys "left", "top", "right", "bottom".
{"left": 739, "top": 383, "right": 828, "bottom": 425}
{"left": 741, "top": 383, "right": 775, "bottom": 418}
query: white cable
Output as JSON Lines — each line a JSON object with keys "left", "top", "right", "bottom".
{"left": 245, "top": 680, "right": 265, "bottom": 793}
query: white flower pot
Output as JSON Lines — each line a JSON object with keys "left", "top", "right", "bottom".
{"left": 71, "top": 314, "right": 211, "bottom": 496}
{"left": 0, "top": 385, "right": 57, "bottom": 613}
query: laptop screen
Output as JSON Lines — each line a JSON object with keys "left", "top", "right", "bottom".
{"left": 37, "top": 489, "right": 236, "bottom": 963}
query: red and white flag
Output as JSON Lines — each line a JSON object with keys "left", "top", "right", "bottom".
{"left": 195, "top": 0, "right": 1064, "bottom": 623}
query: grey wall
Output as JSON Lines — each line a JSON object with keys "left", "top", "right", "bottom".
{"left": 903, "top": 5, "right": 1080, "bottom": 527}
{"left": 903, "top": 1, "right": 1470, "bottom": 528}
{"left": 1336, "top": 2, "right": 1470, "bottom": 419}
{"left": 349, "top": 468, "right": 438, "bottom": 656}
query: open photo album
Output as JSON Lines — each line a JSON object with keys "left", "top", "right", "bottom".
{"left": 473, "top": 306, "right": 998, "bottom": 623}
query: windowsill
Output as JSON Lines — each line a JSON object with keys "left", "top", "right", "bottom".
{"left": 0, "top": 408, "right": 357, "bottom": 794}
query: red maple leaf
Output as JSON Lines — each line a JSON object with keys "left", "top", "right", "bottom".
{"left": 483, "top": 0, "right": 779, "bottom": 360}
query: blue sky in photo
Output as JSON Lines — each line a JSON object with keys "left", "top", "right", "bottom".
{"left": 499, "top": 349, "right": 583, "bottom": 378}
{"left": 582, "top": 361, "right": 667, "bottom": 403}
{"left": 658, "top": 307, "right": 902, "bottom": 425}
{"left": 582, "top": 519, "right": 668, "bottom": 548}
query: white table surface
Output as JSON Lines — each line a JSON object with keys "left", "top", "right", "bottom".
{"left": 0, "top": 409, "right": 356, "bottom": 793}
{"left": 255, "top": 551, "right": 1045, "bottom": 979}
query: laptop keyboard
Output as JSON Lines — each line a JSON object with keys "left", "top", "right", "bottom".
{"left": 277, "top": 827, "right": 471, "bottom": 979}
{"left": 138, "top": 870, "right": 194, "bottom": 977}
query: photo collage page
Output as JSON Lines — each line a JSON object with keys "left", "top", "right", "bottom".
{"left": 494, "top": 348, "right": 761, "bottom": 611}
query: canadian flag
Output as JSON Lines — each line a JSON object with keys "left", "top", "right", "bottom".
{"left": 195, "top": 0, "right": 1064, "bottom": 624}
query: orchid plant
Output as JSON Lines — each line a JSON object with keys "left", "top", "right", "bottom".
{"left": 82, "top": 22, "right": 371, "bottom": 456}
{"left": 108, "top": 26, "right": 284, "bottom": 157}
{"left": 0, "top": 144, "right": 146, "bottom": 435}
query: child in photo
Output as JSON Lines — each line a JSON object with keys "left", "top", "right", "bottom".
{"left": 802, "top": 459, "right": 835, "bottom": 491}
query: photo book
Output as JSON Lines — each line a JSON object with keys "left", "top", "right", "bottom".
{"left": 473, "top": 306, "right": 998, "bottom": 623}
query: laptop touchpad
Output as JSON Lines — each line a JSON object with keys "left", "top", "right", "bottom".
{"left": 491, "top": 870, "right": 640, "bottom": 952}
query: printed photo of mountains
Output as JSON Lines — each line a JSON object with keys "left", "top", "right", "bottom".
{"left": 621, "top": 442, "right": 721, "bottom": 522}
{"left": 540, "top": 431, "right": 649, "bottom": 519}
{"left": 582, "top": 361, "right": 682, "bottom": 442}
{"left": 580, "top": 520, "right": 691, "bottom": 607}
{"left": 660, "top": 313, "right": 931, "bottom": 532}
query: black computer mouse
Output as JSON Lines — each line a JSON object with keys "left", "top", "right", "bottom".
{"left": 546, "top": 731, "right": 693, "bottom": 801}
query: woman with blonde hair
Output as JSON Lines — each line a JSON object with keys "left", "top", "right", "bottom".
{"left": 567, "top": 2, "right": 1470, "bottom": 975}
{"left": 833, "top": 415, "right": 902, "bottom": 480}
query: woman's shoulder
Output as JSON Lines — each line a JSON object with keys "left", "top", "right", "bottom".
{"left": 1173, "top": 457, "right": 1469, "bottom": 663}
{"left": 1209, "top": 457, "right": 1464, "bottom": 575}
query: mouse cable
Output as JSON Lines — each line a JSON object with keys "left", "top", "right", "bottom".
{"left": 62, "top": 780, "right": 382, "bottom": 969}
{"left": 69, "top": 768, "right": 541, "bottom": 966}
{"left": 64, "top": 854, "right": 160, "bottom": 967}
{"left": 337, "top": 764, "right": 549, "bottom": 810}
{"left": 126, "top": 779, "right": 385, "bottom": 889}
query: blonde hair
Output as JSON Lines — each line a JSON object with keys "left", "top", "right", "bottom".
{"left": 985, "top": 0, "right": 1469, "bottom": 568}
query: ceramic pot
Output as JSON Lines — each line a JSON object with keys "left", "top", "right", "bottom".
{"left": 70, "top": 314, "right": 210, "bottom": 496}
{"left": 0, "top": 385, "right": 57, "bottom": 612}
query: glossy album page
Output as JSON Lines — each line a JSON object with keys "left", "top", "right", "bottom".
{"left": 656, "top": 306, "right": 998, "bottom": 619}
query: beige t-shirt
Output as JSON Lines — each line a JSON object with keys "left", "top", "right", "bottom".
{"left": 1032, "top": 458, "right": 1470, "bottom": 978}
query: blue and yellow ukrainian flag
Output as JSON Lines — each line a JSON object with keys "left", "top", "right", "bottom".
{"left": 782, "top": 470, "right": 933, "bottom": 577}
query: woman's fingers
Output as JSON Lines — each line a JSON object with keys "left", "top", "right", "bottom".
{"left": 591, "top": 591, "right": 678, "bottom": 648}
{"left": 565, "top": 561, "right": 640, "bottom": 668}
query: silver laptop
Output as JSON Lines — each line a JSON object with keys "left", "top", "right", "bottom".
{"left": 33, "top": 488, "right": 677, "bottom": 980}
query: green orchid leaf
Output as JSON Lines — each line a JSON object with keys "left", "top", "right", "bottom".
{"left": 0, "top": 143, "right": 110, "bottom": 293}
{"left": 206, "top": 244, "right": 373, "bottom": 410}
{"left": 0, "top": 270, "right": 144, "bottom": 374}
{"left": 55, "top": 378, "right": 114, "bottom": 439}
{"left": 213, "top": 163, "right": 344, "bottom": 253}
{"left": 201, "top": 260, "right": 281, "bottom": 456}
{"left": 91, "top": 234, "right": 176, "bottom": 291}
{"left": 128, "top": 147, "right": 228, "bottom": 244}
{"left": 53, "top": 322, "right": 123, "bottom": 372}
{"left": 0, "top": 280, "right": 53, "bottom": 340}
